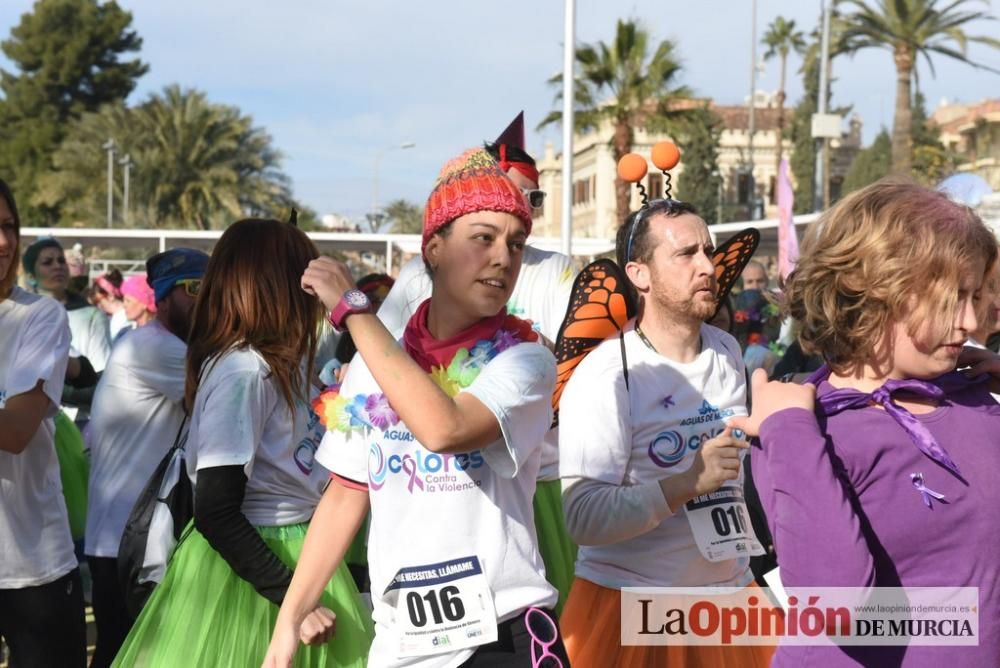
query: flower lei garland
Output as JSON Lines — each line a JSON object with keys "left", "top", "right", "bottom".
{"left": 312, "top": 317, "right": 536, "bottom": 434}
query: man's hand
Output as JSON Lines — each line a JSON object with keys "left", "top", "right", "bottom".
{"left": 660, "top": 426, "right": 748, "bottom": 509}
{"left": 683, "top": 426, "right": 749, "bottom": 496}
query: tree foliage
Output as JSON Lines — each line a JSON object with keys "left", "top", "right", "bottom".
{"left": 763, "top": 17, "right": 807, "bottom": 170}
{"left": 0, "top": 0, "right": 147, "bottom": 223}
{"left": 675, "top": 109, "right": 723, "bottom": 225}
{"left": 540, "top": 19, "right": 697, "bottom": 227}
{"left": 384, "top": 199, "right": 423, "bottom": 234}
{"left": 837, "top": 0, "right": 1000, "bottom": 174}
{"left": 790, "top": 54, "right": 820, "bottom": 215}
{"left": 842, "top": 128, "right": 892, "bottom": 194}
{"left": 36, "top": 86, "right": 292, "bottom": 229}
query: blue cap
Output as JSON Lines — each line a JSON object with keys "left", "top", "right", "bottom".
{"left": 146, "top": 248, "right": 209, "bottom": 303}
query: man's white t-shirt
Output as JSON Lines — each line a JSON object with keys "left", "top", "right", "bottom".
{"left": 377, "top": 247, "right": 574, "bottom": 480}
{"left": 0, "top": 287, "right": 76, "bottom": 588}
{"left": 186, "top": 348, "right": 328, "bottom": 526}
{"left": 317, "top": 340, "right": 558, "bottom": 668}
{"left": 559, "top": 322, "right": 754, "bottom": 589}
{"left": 85, "top": 320, "right": 188, "bottom": 557}
{"left": 67, "top": 304, "right": 111, "bottom": 372}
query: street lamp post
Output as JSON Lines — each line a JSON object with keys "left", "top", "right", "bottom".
{"left": 561, "top": 0, "right": 576, "bottom": 257}
{"left": 373, "top": 142, "right": 416, "bottom": 222}
{"left": 712, "top": 169, "right": 723, "bottom": 224}
{"left": 814, "top": 0, "right": 832, "bottom": 212}
{"left": 102, "top": 138, "right": 116, "bottom": 228}
{"left": 119, "top": 153, "right": 133, "bottom": 227}
{"left": 747, "top": 0, "right": 758, "bottom": 220}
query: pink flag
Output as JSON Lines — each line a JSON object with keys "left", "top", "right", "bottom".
{"left": 777, "top": 158, "right": 799, "bottom": 281}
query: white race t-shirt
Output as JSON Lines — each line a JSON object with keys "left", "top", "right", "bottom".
{"left": 67, "top": 303, "right": 111, "bottom": 372}
{"left": 559, "top": 322, "right": 754, "bottom": 589}
{"left": 85, "top": 320, "right": 187, "bottom": 557}
{"left": 0, "top": 287, "right": 76, "bottom": 588}
{"left": 317, "top": 340, "right": 558, "bottom": 668}
{"left": 378, "top": 247, "right": 574, "bottom": 480}
{"left": 185, "top": 347, "right": 328, "bottom": 526}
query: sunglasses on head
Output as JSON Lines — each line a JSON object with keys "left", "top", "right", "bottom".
{"left": 175, "top": 278, "right": 201, "bottom": 297}
{"left": 624, "top": 198, "right": 687, "bottom": 263}
{"left": 521, "top": 188, "right": 546, "bottom": 210}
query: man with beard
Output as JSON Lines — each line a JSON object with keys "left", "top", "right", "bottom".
{"left": 83, "top": 248, "right": 208, "bottom": 668}
{"left": 557, "top": 201, "right": 773, "bottom": 666}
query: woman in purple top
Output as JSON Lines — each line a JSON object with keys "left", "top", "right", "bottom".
{"left": 732, "top": 180, "right": 1000, "bottom": 667}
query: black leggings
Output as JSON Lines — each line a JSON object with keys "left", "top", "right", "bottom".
{"left": 461, "top": 607, "right": 571, "bottom": 667}
{"left": 0, "top": 568, "right": 86, "bottom": 668}
{"left": 88, "top": 556, "right": 135, "bottom": 668}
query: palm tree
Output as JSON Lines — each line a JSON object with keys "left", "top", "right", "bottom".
{"left": 136, "top": 86, "right": 291, "bottom": 229}
{"left": 762, "top": 17, "right": 806, "bottom": 173}
{"left": 540, "top": 19, "right": 696, "bottom": 226}
{"left": 35, "top": 86, "right": 291, "bottom": 228}
{"left": 837, "top": 0, "right": 999, "bottom": 175}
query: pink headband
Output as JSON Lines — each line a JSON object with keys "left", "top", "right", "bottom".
{"left": 95, "top": 275, "right": 122, "bottom": 300}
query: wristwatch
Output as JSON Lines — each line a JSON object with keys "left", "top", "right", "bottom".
{"left": 327, "top": 289, "right": 373, "bottom": 332}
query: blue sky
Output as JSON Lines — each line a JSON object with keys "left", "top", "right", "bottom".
{"left": 2, "top": 0, "right": 998, "bottom": 220}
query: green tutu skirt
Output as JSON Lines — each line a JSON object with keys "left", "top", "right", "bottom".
{"left": 534, "top": 479, "right": 577, "bottom": 614}
{"left": 113, "top": 522, "right": 373, "bottom": 667}
{"left": 54, "top": 410, "right": 89, "bottom": 541}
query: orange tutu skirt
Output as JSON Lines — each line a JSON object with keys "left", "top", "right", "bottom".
{"left": 561, "top": 577, "right": 775, "bottom": 668}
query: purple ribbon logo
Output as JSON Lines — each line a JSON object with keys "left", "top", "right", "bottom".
{"left": 910, "top": 472, "right": 947, "bottom": 509}
{"left": 401, "top": 456, "right": 425, "bottom": 493}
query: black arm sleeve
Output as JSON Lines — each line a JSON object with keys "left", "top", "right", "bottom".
{"left": 193, "top": 465, "right": 294, "bottom": 606}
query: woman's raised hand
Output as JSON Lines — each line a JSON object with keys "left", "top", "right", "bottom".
{"left": 729, "top": 368, "right": 816, "bottom": 438}
{"left": 301, "top": 257, "right": 356, "bottom": 312}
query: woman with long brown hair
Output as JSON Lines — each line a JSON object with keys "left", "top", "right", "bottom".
{"left": 114, "top": 218, "right": 372, "bottom": 667}
{"left": 0, "top": 178, "right": 87, "bottom": 666}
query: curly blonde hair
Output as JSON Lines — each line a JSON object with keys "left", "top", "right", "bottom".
{"left": 786, "top": 179, "right": 997, "bottom": 375}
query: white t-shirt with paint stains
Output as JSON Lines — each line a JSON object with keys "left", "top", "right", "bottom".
{"left": 186, "top": 347, "right": 328, "bottom": 526}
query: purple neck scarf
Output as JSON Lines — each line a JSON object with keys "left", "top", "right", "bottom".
{"left": 804, "top": 366, "right": 984, "bottom": 481}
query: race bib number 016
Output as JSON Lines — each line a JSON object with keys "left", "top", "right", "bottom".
{"left": 684, "top": 485, "right": 765, "bottom": 562}
{"left": 384, "top": 556, "right": 498, "bottom": 657}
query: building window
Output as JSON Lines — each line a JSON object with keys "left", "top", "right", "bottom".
{"left": 829, "top": 176, "right": 844, "bottom": 202}
{"left": 648, "top": 173, "right": 663, "bottom": 200}
{"left": 573, "top": 177, "right": 593, "bottom": 206}
{"left": 737, "top": 173, "right": 753, "bottom": 205}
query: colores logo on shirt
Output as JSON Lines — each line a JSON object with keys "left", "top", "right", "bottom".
{"left": 368, "top": 440, "right": 486, "bottom": 494}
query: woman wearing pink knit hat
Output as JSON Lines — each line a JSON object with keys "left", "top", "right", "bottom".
{"left": 265, "top": 148, "right": 569, "bottom": 667}
{"left": 120, "top": 274, "right": 156, "bottom": 331}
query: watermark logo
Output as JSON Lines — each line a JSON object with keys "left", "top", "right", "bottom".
{"left": 621, "top": 587, "right": 979, "bottom": 647}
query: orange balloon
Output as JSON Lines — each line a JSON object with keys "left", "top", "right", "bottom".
{"left": 617, "top": 153, "right": 648, "bottom": 183}
{"left": 651, "top": 141, "right": 681, "bottom": 170}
